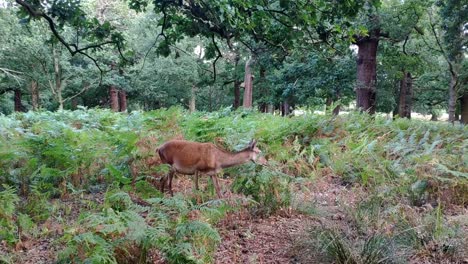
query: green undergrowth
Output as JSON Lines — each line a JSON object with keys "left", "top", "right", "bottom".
{"left": 58, "top": 188, "right": 231, "bottom": 264}
{"left": 0, "top": 107, "right": 466, "bottom": 263}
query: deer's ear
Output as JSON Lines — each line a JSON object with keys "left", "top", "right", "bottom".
{"left": 249, "top": 139, "right": 257, "bottom": 149}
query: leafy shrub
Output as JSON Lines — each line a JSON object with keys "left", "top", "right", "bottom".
{"left": 59, "top": 190, "right": 224, "bottom": 264}
{"left": 232, "top": 166, "right": 293, "bottom": 216}
{"left": 22, "top": 185, "right": 52, "bottom": 222}
{"left": 0, "top": 185, "right": 19, "bottom": 245}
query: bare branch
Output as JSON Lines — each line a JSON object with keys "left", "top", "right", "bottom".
{"left": 0, "top": 67, "right": 23, "bottom": 84}
{"left": 63, "top": 83, "right": 92, "bottom": 102}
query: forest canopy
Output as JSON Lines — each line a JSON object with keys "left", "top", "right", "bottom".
{"left": 0, "top": 0, "right": 467, "bottom": 122}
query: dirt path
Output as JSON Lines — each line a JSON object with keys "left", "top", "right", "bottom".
{"left": 215, "top": 213, "right": 312, "bottom": 264}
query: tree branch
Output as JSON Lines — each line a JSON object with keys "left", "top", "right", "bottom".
{"left": 223, "top": 80, "right": 236, "bottom": 86}
{"left": 211, "top": 34, "right": 222, "bottom": 82}
{"left": 63, "top": 82, "right": 92, "bottom": 102}
{"left": 0, "top": 87, "right": 15, "bottom": 95}
{"left": 15, "top": 0, "right": 125, "bottom": 84}
{"left": 139, "top": 5, "right": 168, "bottom": 72}
{"left": 427, "top": 9, "right": 457, "bottom": 79}
{"left": 402, "top": 35, "right": 409, "bottom": 56}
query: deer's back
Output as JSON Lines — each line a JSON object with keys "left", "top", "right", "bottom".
{"left": 158, "top": 140, "right": 218, "bottom": 173}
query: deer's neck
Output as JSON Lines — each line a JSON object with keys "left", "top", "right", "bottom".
{"left": 218, "top": 150, "right": 251, "bottom": 169}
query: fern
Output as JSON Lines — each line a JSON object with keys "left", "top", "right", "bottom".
{"left": 0, "top": 185, "right": 19, "bottom": 245}
{"left": 61, "top": 191, "right": 223, "bottom": 263}
{"left": 59, "top": 232, "right": 118, "bottom": 264}
{"left": 232, "top": 167, "right": 293, "bottom": 216}
{"left": 1, "top": 107, "right": 466, "bottom": 263}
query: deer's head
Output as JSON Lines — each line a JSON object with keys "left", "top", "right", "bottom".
{"left": 247, "top": 139, "right": 267, "bottom": 165}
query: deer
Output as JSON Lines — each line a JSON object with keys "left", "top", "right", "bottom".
{"left": 157, "top": 139, "right": 267, "bottom": 198}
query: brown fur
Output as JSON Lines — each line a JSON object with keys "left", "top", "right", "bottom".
{"left": 158, "top": 139, "right": 266, "bottom": 198}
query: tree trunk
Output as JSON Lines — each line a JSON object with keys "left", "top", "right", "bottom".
{"left": 30, "top": 80, "right": 39, "bottom": 111}
{"left": 398, "top": 72, "right": 413, "bottom": 118}
{"left": 448, "top": 74, "right": 457, "bottom": 123}
{"left": 233, "top": 53, "right": 241, "bottom": 109}
{"left": 326, "top": 97, "right": 340, "bottom": 115}
{"left": 267, "top": 104, "right": 274, "bottom": 114}
{"left": 392, "top": 108, "right": 398, "bottom": 120}
{"left": 326, "top": 97, "right": 332, "bottom": 110}
{"left": 430, "top": 110, "right": 438, "bottom": 121}
{"left": 333, "top": 89, "right": 341, "bottom": 115}
{"left": 189, "top": 85, "right": 196, "bottom": 113}
{"left": 52, "top": 46, "right": 64, "bottom": 111}
{"left": 258, "top": 66, "right": 267, "bottom": 112}
{"left": 109, "top": 86, "right": 119, "bottom": 111}
{"left": 460, "top": 91, "right": 468, "bottom": 124}
{"left": 392, "top": 81, "right": 399, "bottom": 120}
{"left": 243, "top": 57, "right": 254, "bottom": 109}
{"left": 14, "top": 89, "right": 24, "bottom": 112}
{"left": 234, "top": 80, "right": 241, "bottom": 109}
{"left": 281, "top": 101, "right": 290, "bottom": 116}
{"left": 208, "top": 86, "right": 213, "bottom": 112}
{"left": 333, "top": 105, "right": 340, "bottom": 115}
{"left": 355, "top": 30, "right": 380, "bottom": 114}
{"left": 71, "top": 97, "right": 78, "bottom": 110}
{"left": 119, "top": 90, "right": 127, "bottom": 112}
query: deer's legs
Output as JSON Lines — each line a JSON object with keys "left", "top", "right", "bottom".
{"left": 161, "top": 169, "right": 175, "bottom": 195}
{"left": 194, "top": 171, "right": 199, "bottom": 191}
{"left": 210, "top": 174, "right": 222, "bottom": 199}
{"left": 168, "top": 169, "right": 175, "bottom": 196}
{"left": 160, "top": 174, "right": 166, "bottom": 194}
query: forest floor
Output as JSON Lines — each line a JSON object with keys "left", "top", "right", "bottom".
{"left": 2, "top": 172, "right": 344, "bottom": 264}
{"left": 3, "top": 171, "right": 467, "bottom": 264}
{"left": 214, "top": 169, "right": 360, "bottom": 264}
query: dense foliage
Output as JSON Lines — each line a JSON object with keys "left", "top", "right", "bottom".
{"left": 0, "top": 108, "right": 466, "bottom": 262}
{"left": 0, "top": 0, "right": 466, "bottom": 121}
